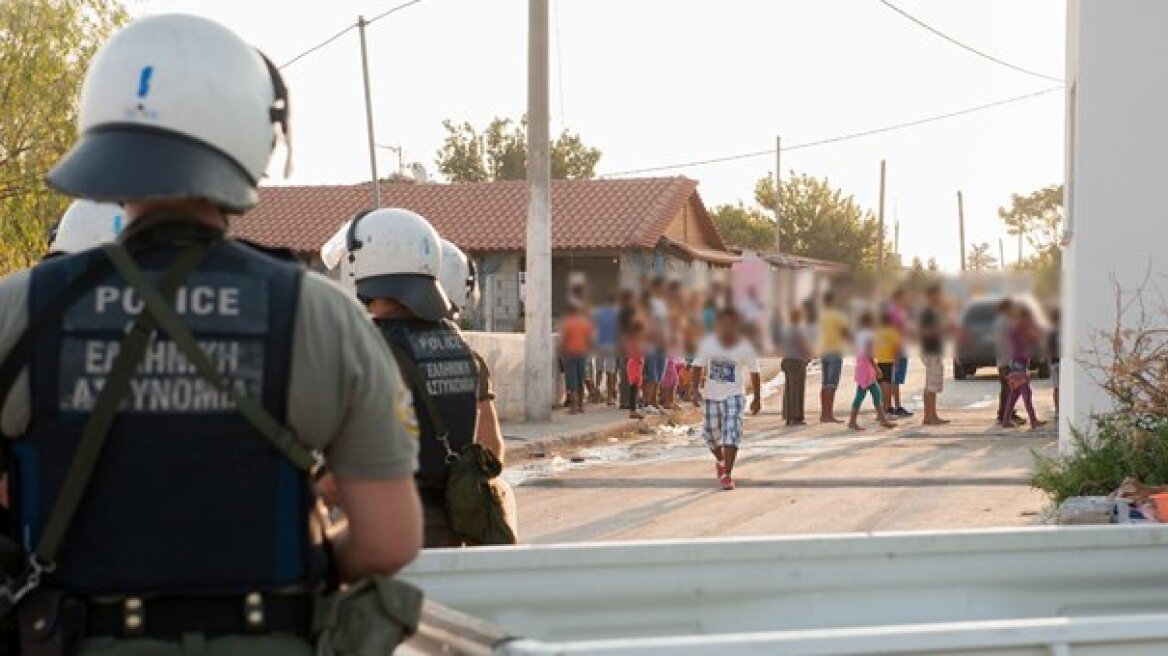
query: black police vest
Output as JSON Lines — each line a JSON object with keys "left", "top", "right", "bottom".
{"left": 12, "top": 234, "right": 316, "bottom": 596}
{"left": 376, "top": 318, "right": 478, "bottom": 492}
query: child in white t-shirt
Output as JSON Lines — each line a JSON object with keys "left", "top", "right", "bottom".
{"left": 690, "top": 308, "right": 762, "bottom": 490}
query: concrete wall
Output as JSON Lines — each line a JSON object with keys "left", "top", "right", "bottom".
{"left": 1062, "top": 0, "right": 1168, "bottom": 449}
{"left": 463, "top": 331, "right": 528, "bottom": 422}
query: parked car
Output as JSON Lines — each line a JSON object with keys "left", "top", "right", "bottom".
{"left": 954, "top": 296, "right": 1050, "bottom": 380}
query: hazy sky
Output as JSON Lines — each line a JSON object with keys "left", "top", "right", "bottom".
{"left": 134, "top": 0, "right": 1066, "bottom": 271}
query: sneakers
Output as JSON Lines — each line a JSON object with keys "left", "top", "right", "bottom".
{"left": 720, "top": 475, "right": 735, "bottom": 491}
{"left": 893, "top": 407, "right": 913, "bottom": 417}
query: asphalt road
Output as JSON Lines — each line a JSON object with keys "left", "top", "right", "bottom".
{"left": 508, "top": 358, "right": 1057, "bottom": 544}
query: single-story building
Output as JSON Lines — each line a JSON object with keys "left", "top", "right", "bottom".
{"left": 232, "top": 177, "right": 738, "bottom": 331}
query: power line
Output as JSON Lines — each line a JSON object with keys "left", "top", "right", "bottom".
{"left": 599, "top": 86, "right": 1062, "bottom": 178}
{"left": 877, "top": 0, "right": 1064, "bottom": 84}
{"left": 279, "top": 22, "right": 356, "bottom": 70}
{"left": 277, "top": 0, "right": 425, "bottom": 70}
{"left": 367, "top": 0, "right": 425, "bottom": 26}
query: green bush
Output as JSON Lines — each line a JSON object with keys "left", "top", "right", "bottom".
{"left": 1031, "top": 415, "right": 1168, "bottom": 502}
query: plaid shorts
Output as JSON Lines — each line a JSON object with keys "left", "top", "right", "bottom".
{"left": 703, "top": 394, "right": 746, "bottom": 449}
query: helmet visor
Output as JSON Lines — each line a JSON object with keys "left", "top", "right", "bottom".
{"left": 356, "top": 273, "right": 451, "bottom": 323}
{"left": 48, "top": 125, "right": 258, "bottom": 214}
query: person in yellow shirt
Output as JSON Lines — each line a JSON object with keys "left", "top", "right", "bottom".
{"left": 817, "top": 291, "right": 850, "bottom": 423}
{"left": 873, "top": 311, "right": 901, "bottom": 415}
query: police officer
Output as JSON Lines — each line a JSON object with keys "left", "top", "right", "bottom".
{"left": 338, "top": 210, "right": 489, "bottom": 547}
{"left": 437, "top": 239, "right": 517, "bottom": 533}
{"left": 47, "top": 200, "right": 125, "bottom": 256}
{"left": 0, "top": 14, "right": 421, "bottom": 654}
{"left": 436, "top": 239, "right": 504, "bottom": 458}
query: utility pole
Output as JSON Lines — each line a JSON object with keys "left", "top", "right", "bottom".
{"left": 892, "top": 198, "right": 899, "bottom": 257}
{"left": 877, "top": 160, "right": 886, "bottom": 279}
{"left": 357, "top": 16, "right": 380, "bottom": 208}
{"left": 773, "top": 135, "right": 782, "bottom": 253}
{"left": 957, "top": 191, "right": 967, "bottom": 272}
{"left": 999, "top": 238, "right": 1005, "bottom": 270}
{"left": 524, "top": 0, "right": 552, "bottom": 422}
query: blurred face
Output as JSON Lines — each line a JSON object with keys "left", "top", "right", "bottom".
{"left": 715, "top": 314, "right": 739, "bottom": 343}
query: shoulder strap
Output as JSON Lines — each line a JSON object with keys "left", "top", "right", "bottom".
{"left": 34, "top": 242, "right": 208, "bottom": 568}
{"left": 0, "top": 256, "right": 116, "bottom": 416}
{"left": 384, "top": 341, "right": 457, "bottom": 462}
{"left": 100, "top": 243, "right": 321, "bottom": 475}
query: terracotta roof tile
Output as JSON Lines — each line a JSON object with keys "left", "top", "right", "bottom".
{"left": 232, "top": 177, "right": 727, "bottom": 254}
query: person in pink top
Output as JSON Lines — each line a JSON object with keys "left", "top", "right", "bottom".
{"left": 848, "top": 311, "right": 896, "bottom": 431}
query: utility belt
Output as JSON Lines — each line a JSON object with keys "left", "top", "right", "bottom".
{"left": 84, "top": 592, "right": 313, "bottom": 640}
{"left": 14, "top": 581, "right": 422, "bottom": 655}
{"left": 13, "top": 589, "right": 313, "bottom": 653}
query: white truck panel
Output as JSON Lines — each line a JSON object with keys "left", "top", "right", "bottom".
{"left": 401, "top": 526, "right": 1168, "bottom": 654}
{"left": 499, "top": 614, "right": 1168, "bottom": 655}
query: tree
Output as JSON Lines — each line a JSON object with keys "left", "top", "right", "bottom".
{"left": 999, "top": 184, "right": 1064, "bottom": 296}
{"left": 967, "top": 242, "right": 997, "bottom": 271}
{"left": 0, "top": 0, "right": 127, "bottom": 274}
{"left": 435, "top": 116, "right": 602, "bottom": 182}
{"left": 999, "top": 184, "right": 1063, "bottom": 253}
{"left": 710, "top": 203, "right": 773, "bottom": 250}
{"left": 754, "top": 172, "right": 887, "bottom": 273}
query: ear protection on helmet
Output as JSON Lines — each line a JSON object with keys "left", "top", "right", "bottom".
{"left": 345, "top": 207, "right": 377, "bottom": 263}
{"left": 257, "top": 51, "right": 293, "bottom": 178}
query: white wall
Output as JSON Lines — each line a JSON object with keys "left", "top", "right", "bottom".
{"left": 1063, "top": 0, "right": 1168, "bottom": 449}
{"left": 463, "top": 331, "right": 528, "bottom": 422}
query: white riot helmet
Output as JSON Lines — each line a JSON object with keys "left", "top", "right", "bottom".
{"left": 49, "top": 200, "right": 125, "bottom": 254}
{"left": 438, "top": 239, "right": 480, "bottom": 318}
{"left": 47, "top": 14, "right": 291, "bottom": 213}
{"left": 344, "top": 208, "right": 449, "bottom": 321}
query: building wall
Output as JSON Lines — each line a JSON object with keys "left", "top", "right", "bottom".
{"left": 553, "top": 253, "right": 623, "bottom": 313}
{"left": 479, "top": 252, "right": 523, "bottom": 332}
{"left": 617, "top": 250, "right": 717, "bottom": 292}
{"left": 662, "top": 196, "right": 721, "bottom": 249}
{"left": 1063, "top": 0, "right": 1168, "bottom": 449}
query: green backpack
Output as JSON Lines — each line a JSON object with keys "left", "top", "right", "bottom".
{"left": 388, "top": 344, "right": 518, "bottom": 546}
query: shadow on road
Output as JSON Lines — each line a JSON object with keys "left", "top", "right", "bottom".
{"left": 523, "top": 476, "right": 1032, "bottom": 489}
{"left": 527, "top": 487, "right": 719, "bottom": 543}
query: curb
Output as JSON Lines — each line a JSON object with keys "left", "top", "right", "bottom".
{"left": 507, "top": 407, "right": 701, "bottom": 461}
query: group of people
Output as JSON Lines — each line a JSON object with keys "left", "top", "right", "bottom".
{"left": 0, "top": 14, "right": 513, "bottom": 653}
{"left": 557, "top": 278, "right": 763, "bottom": 490}
{"left": 558, "top": 278, "right": 728, "bottom": 419}
{"left": 845, "top": 284, "right": 950, "bottom": 430}
{"left": 772, "top": 286, "right": 949, "bottom": 432}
